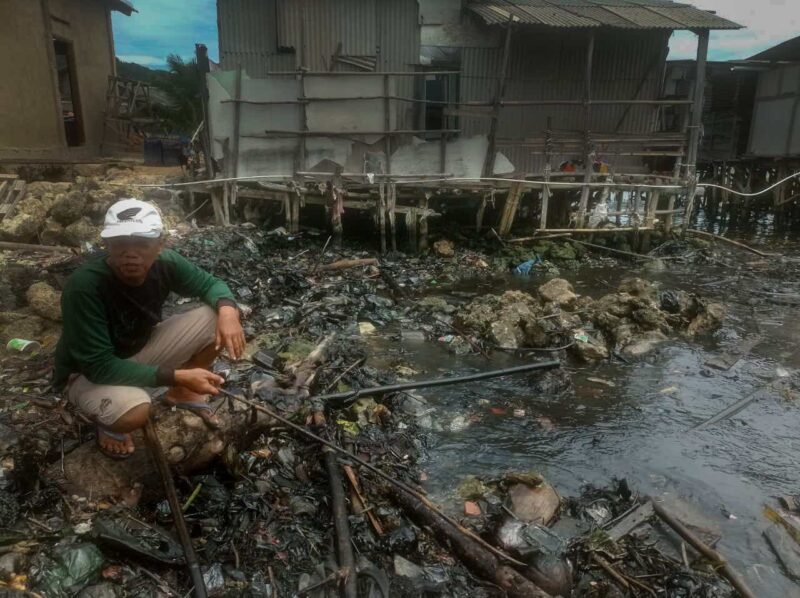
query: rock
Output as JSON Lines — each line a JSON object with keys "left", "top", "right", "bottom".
{"left": 571, "top": 336, "right": 609, "bottom": 362}
{"left": 458, "top": 476, "right": 488, "bottom": 501}
{"left": 26, "top": 181, "right": 72, "bottom": 197}
{"left": 50, "top": 191, "right": 87, "bottom": 225}
{"left": 522, "top": 319, "right": 549, "bottom": 347}
{"left": 618, "top": 277, "right": 656, "bottom": 298}
{"left": 289, "top": 496, "right": 317, "bottom": 516}
{"left": 630, "top": 303, "right": 670, "bottom": 332}
{"left": 77, "top": 583, "right": 118, "bottom": 598}
{"left": 433, "top": 239, "right": 454, "bottom": 257}
{"left": 62, "top": 217, "right": 98, "bottom": 246}
{"left": 457, "top": 291, "right": 540, "bottom": 344}
{"left": 394, "top": 555, "right": 424, "bottom": 579}
{"left": 0, "top": 213, "right": 38, "bottom": 242}
{"left": 26, "top": 282, "right": 62, "bottom": 321}
{"left": 621, "top": 330, "right": 668, "bottom": 359}
{"left": 610, "top": 322, "right": 638, "bottom": 348}
{"left": 85, "top": 190, "right": 117, "bottom": 224}
{"left": 507, "top": 482, "right": 560, "bottom": 525}
{"left": 538, "top": 278, "right": 576, "bottom": 306}
{"left": 15, "top": 196, "right": 48, "bottom": 220}
{"left": 593, "top": 292, "right": 636, "bottom": 318}
{"left": 490, "top": 316, "right": 524, "bottom": 348}
{"left": 40, "top": 218, "right": 65, "bottom": 246}
{"left": 686, "top": 301, "right": 724, "bottom": 336}
{"left": 0, "top": 552, "right": 25, "bottom": 576}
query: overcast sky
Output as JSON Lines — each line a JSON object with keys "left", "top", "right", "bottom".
{"left": 112, "top": 0, "right": 799, "bottom": 69}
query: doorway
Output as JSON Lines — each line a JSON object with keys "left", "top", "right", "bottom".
{"left": 53, "top": 39, "right": 84, "bottom": 146}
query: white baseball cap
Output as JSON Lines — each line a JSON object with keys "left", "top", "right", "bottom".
{"left": 101, "top": 199, "right": 164, "bottom": 239}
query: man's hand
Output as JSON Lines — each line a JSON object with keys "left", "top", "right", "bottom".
{"left": 216, "top": 305, "right": 246, "bottom": 360}
{"left": 175, "top": 368, "right": 224, "bottom": 395}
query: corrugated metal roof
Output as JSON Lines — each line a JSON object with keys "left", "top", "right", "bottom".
{"left": 468, "top": 0, "right": 742, "bottom": 30}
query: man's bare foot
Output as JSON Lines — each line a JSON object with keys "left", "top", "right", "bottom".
{"left": 164, "top": 386, "right": 221, "bottom": 428}
{"left": 97, "top": 427, "right": 135, "bottom": 459}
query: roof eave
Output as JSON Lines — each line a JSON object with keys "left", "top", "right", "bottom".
{"left": 108, "top": 0, "right": 136, "bottom": 16}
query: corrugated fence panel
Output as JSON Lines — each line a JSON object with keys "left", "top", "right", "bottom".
{"left": 378, "top": 0, "right": 421, "bottom": 128}
{"left": 461, "top": 29, "right": 669, "bottom": 173}
{"left": 277, "top": 0, "right": 378, "bottom": 70}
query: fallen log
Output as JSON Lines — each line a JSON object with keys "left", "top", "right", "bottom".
{"left": 45, "top": 337, "right": 334, "bottom": 502}
{"left": 318, "top": 258, "right": 378, "bottom": 271}
{"left": 392, "top": 490, "right": 552, "bottom": 598}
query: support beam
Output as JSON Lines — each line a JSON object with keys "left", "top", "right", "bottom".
{"left": 406, "top": 210, "right": 418, "bottom": 253}
{"left": 482, "top": 17, "right": 514, "bottom": 179}
{"left": 418, "top": 195, "right": 429, "bottom": 251}
{"left": 194, "top": 44, "right": 214, "bottom": 179}
{"left": 577, "top": 32, "right": 596, "bottom": 228}
{"left": 685, "top": 29, "right": 709, "bottom": 176}
{"left": 384, "top": 75, "right": 392, "bottom": 176}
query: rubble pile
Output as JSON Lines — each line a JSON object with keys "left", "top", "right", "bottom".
{"left": 454, "top": 277, "right": 724, "bottom": 361}
{"left": 0, "top": 175, "right": 186, "bottom": 248}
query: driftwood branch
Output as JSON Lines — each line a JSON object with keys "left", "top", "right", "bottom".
{"left": 685, "top": 229, "right": 773, "bottom": 258}
{"left": 393, "top": 490, "right": 551, "bottom": 598}
{"left": 649, "top": 499, "right": 756, "bottom": 598}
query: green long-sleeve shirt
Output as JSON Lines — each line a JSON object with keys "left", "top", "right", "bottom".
{"left": 53, "top": 249, "right": 236, "bottom": 389}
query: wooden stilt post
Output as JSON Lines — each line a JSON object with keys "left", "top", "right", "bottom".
{"left": 540, "top": 117, "right": 552, "bottom": 230}
{"left": 211, "top": 187, "right": 225, "bottom": 225}
{"left": 685, "top": 29, "right": 709, "bottom": 179}
{"left": 378, "top": 184, "right": 387, "bottom": 254}
{"left": 476, "top": 195, "right": 488, "bottom": 233}
{"left": 230, "top": 64, "right": 243, "bottom": 210}
{"left": 407, "top": 209, "right": 418, "bottom": 253}
{"left": 498, "top": 182, "right": 523, "bottom": 237}
{"left": 577, "top": 32, "right": 596, "bottom": 228}
{"left": 388, "top": 183, "right": 397, "bottom": 253}
{"left": 282, "top": 192, "right": 291, "bottom": 230}
{"left": 418, "top": 194, "right": 429, "bottom": 251}
{"left": 664, "top": 193, "right": 676, "bottom": 234}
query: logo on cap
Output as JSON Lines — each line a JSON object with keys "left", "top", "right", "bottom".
{"left": 117, "top": 207, "right": 143, "bottom": 221}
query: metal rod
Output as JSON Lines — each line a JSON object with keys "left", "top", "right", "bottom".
{"left": 143, "top": 420, "right": 208, "bottom": 598}
{"left": 217, "top": 388, "right": 528, "bottom": 568}
{"left": 314, "top": 360, "right": 560, "bottom": 404}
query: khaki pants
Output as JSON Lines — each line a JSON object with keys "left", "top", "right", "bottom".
{"left": 66, "top": 306, "right": 217, "bottom": 426}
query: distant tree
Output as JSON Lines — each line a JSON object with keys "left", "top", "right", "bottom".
{"left": 113, "top": 54, "right": 202, "bottom": 137}
{"left": 155, "top": 54, "right": 202, "bottom": 136}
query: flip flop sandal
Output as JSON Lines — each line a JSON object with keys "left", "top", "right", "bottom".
{"left": 96, "top": 426, "right": 133, "bottom": 461}
{"left": 162, "top": 400, "right": 221, "bottom": 430}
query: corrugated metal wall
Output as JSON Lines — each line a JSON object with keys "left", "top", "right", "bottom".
{"left": 218, "top": 0, "right": 420, "bottom": 125}
{"left": 461, "top": 29, "right": 669, "bottom": 173}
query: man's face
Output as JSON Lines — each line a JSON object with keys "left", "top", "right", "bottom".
{"left": 105, "top": 236, "right": 165, "bottom": 286}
